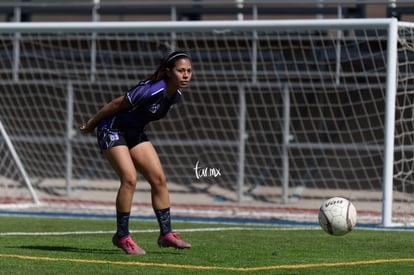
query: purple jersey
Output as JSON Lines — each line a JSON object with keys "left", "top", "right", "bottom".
{"left": 98, "top": 79, "right": 182, "bottom": 133}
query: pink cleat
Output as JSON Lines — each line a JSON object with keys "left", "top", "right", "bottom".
{"left": 112, "top": 234, "right": 146, "bottom": 255}
{"left": 158, "top": 232, "right": 191, "bottom": 249}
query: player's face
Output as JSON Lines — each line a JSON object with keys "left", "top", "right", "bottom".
{"left": 167, "top": 58, "right": 192, "bottom": 89}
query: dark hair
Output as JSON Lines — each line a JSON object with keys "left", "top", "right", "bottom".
{"left": 147, "top": 51, "right": 191, "bottom": 82}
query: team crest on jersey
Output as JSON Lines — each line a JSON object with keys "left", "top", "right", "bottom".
{"left": 149, "top": 103, "right": 161, "bottom": 114}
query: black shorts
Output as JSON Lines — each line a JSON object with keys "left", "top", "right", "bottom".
{"left": 97, "top": 128, "right": 149, "bottom": 152}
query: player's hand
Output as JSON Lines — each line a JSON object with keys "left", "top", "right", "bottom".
{"left": 79, "top": 119, "right": 95, "bottom": 134}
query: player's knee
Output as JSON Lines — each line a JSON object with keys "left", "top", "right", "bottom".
{"left": 121, "top": 173, "right": 137, "bottom": 189}
{"left": 149, "top": 173, "right": 167, "bottom": 190}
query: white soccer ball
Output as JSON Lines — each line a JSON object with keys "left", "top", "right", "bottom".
{"left": 318, "top": 197, "right": 357, "bottom": 236}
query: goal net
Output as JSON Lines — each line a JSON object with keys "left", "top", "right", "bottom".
{"left": 0, "top": 19, "right": 412, "bottom": 226}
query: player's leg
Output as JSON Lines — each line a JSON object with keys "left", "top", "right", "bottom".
{"left": 130, "top": 141, "right": 169, "bottom": 209}
{"left": 103, "top": 145, "right": 146, "bottom": 255}
{"left": 130, "top": 141, "right": 191, "bottom": 249}
{"left": 103, "top": 145, "right": 137, "bottom": 213}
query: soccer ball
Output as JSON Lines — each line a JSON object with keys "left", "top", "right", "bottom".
{"left": 318, "top": 197, "right": 357, "bottom": 236}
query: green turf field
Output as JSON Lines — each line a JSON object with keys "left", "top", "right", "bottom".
{"left": 0, "top": 215, "right": 413, "bottom": 274}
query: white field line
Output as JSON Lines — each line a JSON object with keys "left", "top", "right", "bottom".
{"left": 0, "top": 226, "right": 318, "bottom": 236}
{"left": 0, "top": 202, "right": 384, "bottom": 224}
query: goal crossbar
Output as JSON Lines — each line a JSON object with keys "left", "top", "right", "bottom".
{"left": 0, "top": 18, "right": 397, "bottom": 33}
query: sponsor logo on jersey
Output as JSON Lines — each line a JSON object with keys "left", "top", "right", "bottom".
{"left": 149, "top": 103, "right": 161, "bottom": 114}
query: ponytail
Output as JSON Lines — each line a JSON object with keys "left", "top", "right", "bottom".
{"left": 147, "top": 51, "right": 190, "bottom": 82}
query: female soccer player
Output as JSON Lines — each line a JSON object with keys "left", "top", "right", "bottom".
{"left": 80, "top": 51, "right": 192, "bottom": 255}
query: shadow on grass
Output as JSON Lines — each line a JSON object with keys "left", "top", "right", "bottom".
{"left": 13, "top": 245, "right": 187, "bottom": 256}
{"left": 14, "top": 245, "right": 118, "bottom": 254}
{"left": 146, "top": 250, "right": 185, "bottom": 255}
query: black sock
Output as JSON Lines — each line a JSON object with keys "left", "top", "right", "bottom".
{"left": 116, "top": 211, "right": 130, "bottom": 238}
{"left": 154, "top": 208, "right": 172, "bottom": 236}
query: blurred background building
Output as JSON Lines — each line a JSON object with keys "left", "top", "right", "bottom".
{"left": 1, "top": 0, "right": 414, "bottom": 23}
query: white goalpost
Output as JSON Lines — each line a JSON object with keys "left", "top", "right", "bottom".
{"left": 0, "top": 119, "right": 40, "bottom": 206}
{"left": 0, "top": 18, "right": 413, "bottom": 226}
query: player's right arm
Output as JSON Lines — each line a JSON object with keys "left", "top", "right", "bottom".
{"left": 79, "top": 95, "right": 131, "bottom": 134}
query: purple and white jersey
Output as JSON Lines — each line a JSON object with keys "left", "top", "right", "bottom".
{"left": 98, "top": 79, "right": 182, "bottom": 133}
